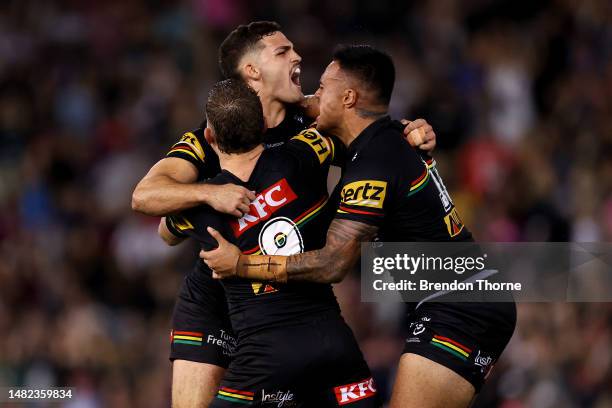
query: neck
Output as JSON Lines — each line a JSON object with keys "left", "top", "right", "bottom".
{"left": 337, "top": 111, "right": 386, "bottom": 147}
{"left": 259, "top": 92, "right": 287, "bottom": 129}
{"left": 218, "top": 145, "right": 265, "bottom": 182}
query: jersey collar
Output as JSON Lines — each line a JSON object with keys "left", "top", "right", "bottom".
{"left": 347, "top": 115, "right": 392, "bottom": 157}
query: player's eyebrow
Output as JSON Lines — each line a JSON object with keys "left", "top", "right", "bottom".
{"left": 274, "top": 45, "right": 292, "bottom": 54}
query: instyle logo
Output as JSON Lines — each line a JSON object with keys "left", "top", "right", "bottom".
{"left": 230, "top": 179, "right": 297, "bottom": 236}
{"left": 261, "top": 389, "right": 295, "bottom": 407}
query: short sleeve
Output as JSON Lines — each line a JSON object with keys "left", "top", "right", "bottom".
{"left": 286, "top": 128, "right": 336, "bottom": 170}
{"left": 167, "top": 208, "right": 233, "bottom": 251}
{"left": 166, "top": 130, "right": 211, "bottom": 176}
{"left": 335, "top": 170, "right": 390, "bottom": 226}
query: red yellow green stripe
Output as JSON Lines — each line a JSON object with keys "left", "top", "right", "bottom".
{"left": 217, "top": 387, "right": 254, "bottom": 404}
{"left": 172, "top": 330, "right": 203, "bottom": 346}
{"left": 220, "top": 387, "right": 254, "bottom": 397}
{"left": 294, "top": 196, "right": 328, "bottom": 227}
{"left": 241, "top": 196, "right": 328, "bottom": 256}
{"left": 217, "top": 395, "right": 252, "bottom": 405}
{"left": 433, "top": 335, "right": 472, "bottom": 353}
{"left": 408, "top": 167, "right": 430, "bottom": 196}
{"left": 338, "top": 205, "right": 383, "bottom": 216}
{"left": 430, "top": 335, "right": 471, "bottom": 360}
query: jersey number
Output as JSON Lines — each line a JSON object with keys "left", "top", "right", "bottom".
{"left": 429, "top": 165, "right": 453, "bottom": 212}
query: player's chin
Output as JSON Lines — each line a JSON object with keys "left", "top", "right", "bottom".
{"left": 281, "top": 84, "right": 304, "bottom": 104}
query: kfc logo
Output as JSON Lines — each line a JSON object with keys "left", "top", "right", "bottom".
{"left": 334, "top": 377, "right": 377, "bottom": 405}
{"left": 230, "top": 179, "right": 297, "bottom": 236}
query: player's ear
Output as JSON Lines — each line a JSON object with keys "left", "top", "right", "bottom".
{"left": 342, "top": 88, "right": 357, "bottom": 109}
{"left": 204, "top": 127, "right": 216, "bottom": 146}
{"left": 243, "top": 63, "right": 261, "bottom": 82}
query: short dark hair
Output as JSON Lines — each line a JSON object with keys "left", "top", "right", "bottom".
{"left": 219, "top": 21, "right": 282, "bottom": 79}
{"left": 206, "top": 79, "right": 264, "bottom": 154}
{"left": 332, "top": 44, "right": 395, "bottom": 106}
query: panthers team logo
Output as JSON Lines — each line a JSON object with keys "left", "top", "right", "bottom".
{"left": 250, "top": 217, "right": 304, "bottom": 296}
{"left": 258, "top": 217, "right": 304, "bottom": 256}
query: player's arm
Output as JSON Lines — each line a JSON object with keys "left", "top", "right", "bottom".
{"left": 286, "top": 128, "right": 336, "bottom": 173}
{"left": 132, "top": 159, "right": 254, "bottom": 217}
{"left": 158, "top": 209, "right": 227, "bottom": 250}
{"left": 203, "top": 218, "right": 376, "bottom": 283}
{"left": 202, "top": 168, "right": 391, "bottom": 284}
{"left": 158, "top": 216, "right": 186, "bottom": 246}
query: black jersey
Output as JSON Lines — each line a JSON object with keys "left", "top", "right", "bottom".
{"left": 335, "top": 116, "right": 473, "bottom": 242}
{"left": 167, "top": 129, "right": 342, "bottom": 337}
{"left": 166, "top": 106, "right": 309, "bottom": 181}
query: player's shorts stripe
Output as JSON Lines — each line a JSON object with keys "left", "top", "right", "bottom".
{"left": 173, "top": 339, "right": 202, "bottom": 346}
{"left": 173, "top": 335, "right": 202, "bottom": 341}
{"left": 220, "top": 387, "right": 255, "bottom": 397}
{"left": 433, "top": 335, "right": 472, "bottom": 353}
{"left": 430, "top": 338, "right": 469, "bottom": 358}
{"left": 217, "top": 394, "right": 252, "bottom": 405}
{"left": 218, "top": 391, "right": 253, "bottom": 400}
{"left": 338, "top": 205, "right": 383, "bottom": 216}
{"left": 430, "top": 341, "right": 468, "bottom": 360}
{"left": 174, "top": 331, "right": 203, "bottom": 337}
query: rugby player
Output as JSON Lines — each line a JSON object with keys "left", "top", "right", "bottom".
{"left": 202, "top": 45, "right": 517, "bottom": 408}
{"left": 132, "top": 22, "right": 437, "bottom": 408}
{"left": 160, "top": 78, "right": 380, "bottom": 407}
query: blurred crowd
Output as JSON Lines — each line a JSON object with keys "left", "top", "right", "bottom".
{"left": 1, "top": 0, "right": 611, "bottom": 406}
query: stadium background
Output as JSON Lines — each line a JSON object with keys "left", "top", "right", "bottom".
{"left": 1, "top": 0, "right": 611, "bottom": 406}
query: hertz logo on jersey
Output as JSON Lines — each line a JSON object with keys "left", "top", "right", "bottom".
{"left": 340, "top": 180, "right": 387, "bottom": 209}
{"left": 291, "top": 128, "right": 332, "bottom": 164}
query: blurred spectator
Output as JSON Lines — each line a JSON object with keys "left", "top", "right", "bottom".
{"left": 1, "top": 0, "right": 610, "bottom": 406}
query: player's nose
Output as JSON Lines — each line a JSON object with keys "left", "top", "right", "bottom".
{"left": 291, "top": 50, "right": 302, "bottom": 64}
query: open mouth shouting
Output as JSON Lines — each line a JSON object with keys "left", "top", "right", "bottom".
{"left": 290, "top": 65, "right": 301, "bottom": 88}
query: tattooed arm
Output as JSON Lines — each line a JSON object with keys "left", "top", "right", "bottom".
{"left": 201, "top": 219, "right": 378, "bottom": 284}
{"left": 285, "top": 219, "right": 377, "bottom": 283}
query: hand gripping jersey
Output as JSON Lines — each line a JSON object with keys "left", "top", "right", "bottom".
{"left": 166, "top": 107, "right": 311, "bottom": 366}
{"left": 166, "top": 107, "right": 311, "bottom": 182}
{"left": 332, "top": 116, "right": 514, "bottom": 392}
{"left": 167, "top": 129, "right": 341, "bottom": 337}
{"left": 334, "top": 115, "right": 472, "bottom": 242}
{"left": 168, "top": 130, "right": 379, "bottom": 407}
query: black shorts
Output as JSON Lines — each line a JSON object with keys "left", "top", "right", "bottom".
{"left": 210, "top": 313, "right": 381, "bottom": 407}
{"left": 170, "top": 263, "right": 236, "bottom": 368}
{"left": 402, "top": 301, "right": 516, "bottom": 392}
